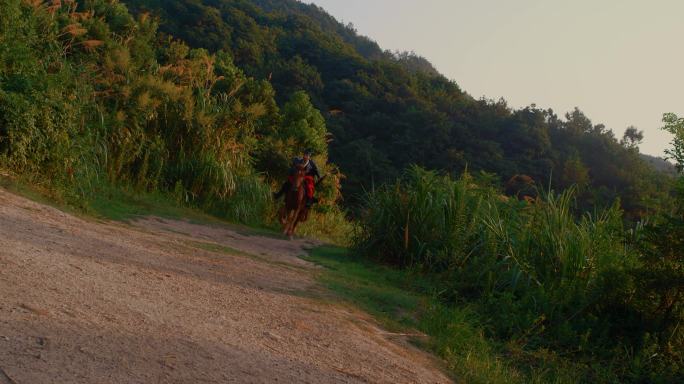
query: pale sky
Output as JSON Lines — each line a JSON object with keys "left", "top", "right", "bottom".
{"left": 307, "top": 0, "right": 683, "bottom": 157}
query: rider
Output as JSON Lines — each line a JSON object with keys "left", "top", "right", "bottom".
{"left": 273, "top": 148, "right": 320, "bottom": 207}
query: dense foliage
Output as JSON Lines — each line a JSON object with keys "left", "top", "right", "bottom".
{"left": 0, "top": 0, "right": 345, "bottom": 228}
{"left": 124, "top": 0, "right": 675, "bottom": 215}
{"left": 355, "top": 165, "right": 682, "bottom": 382}
{"left": 354, "top": 111, "right": 684, "bottom": 384}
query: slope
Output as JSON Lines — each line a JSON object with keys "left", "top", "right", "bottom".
{"left": 0, "top": 186, "right": 450, "bottom": 383}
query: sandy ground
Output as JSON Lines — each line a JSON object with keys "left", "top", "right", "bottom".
{"left": 0, "top": 187, "right": 451, "bottom": 383}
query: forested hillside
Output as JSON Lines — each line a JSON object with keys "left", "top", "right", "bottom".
{"left": 125, "top": 0, "right": 675, "bottom": 216}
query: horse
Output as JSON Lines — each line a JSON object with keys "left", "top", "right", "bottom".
{"left": 279, "top": 163, "right": 310, "bottom": 238}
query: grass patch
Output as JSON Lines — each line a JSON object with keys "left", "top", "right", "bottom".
{"left": 304, "top": 245, "right": 430, "bottom": 330}
{"left": 305, "top": 245, "right": 581, "bottom": 384}
{"left": 83, "top": 185, "right": 220, "bottom": 224}
{"left": 0, "top": 173, "right": 216, "bottom": 224}
{"left": 0, "top": 173, "right": 81, "bottom": 214}
{"left": 0, "top": 173, "right": 281, "bottom": 236}
{"left": 187, "top": 240, "right": 309, "bottom": 273}
{"left": 189, "top": 241, "right": 252, "bottom": 258}
{"left": 85, "top": 185, "right": 290, "bottom": 238}
{"left": 87, "top": 190, "right": 179, "bottom": 221}
{"left": 84, "top": 187, "right": 314, "bottom": 240}
{"left": 0, "top": 170, "right": 348, "bottom": 244}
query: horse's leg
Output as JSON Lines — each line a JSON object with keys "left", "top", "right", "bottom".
{"left": 290, "top": 215, "right": 301, "bottom": 237}
{"left": 278, "top": 205, "right": 287, "bottom": 226}
{"left": 290, "top": 200, "right": 310, "bottom": 237}
{"left": 288, "top": 210, "right": 299, "bottom": 237}
{"left": 288, "top": 188, "right": 307, "bottom": 237}
{"left": 287, "top": 203, "right": 304, "bottom": 237}
{"left": 289, "top": 209, "right": 306, "bottom": 237}
{"left": 284, "top": 206, "right": 299, "bottom": 236}
{"left": 283, "top": 210, "right": 294, "bottom": 235}
{"left": 286, "top": 210, "right": 298, "bottom": 236}
{"left": 281, "top": 205, "right": 291, "bottom": 234}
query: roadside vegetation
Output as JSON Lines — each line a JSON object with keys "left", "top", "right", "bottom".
{"left": 0, "top": 0, "right": 349, "bottom": 240}
{"left": 310, "top": 156, "right": 682, "bottom": 382}
{"left": 350, "top": 160, "right": 682, "bottom": 382}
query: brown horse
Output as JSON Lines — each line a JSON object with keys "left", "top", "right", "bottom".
{"left": 279, "top": 164, "right": 310, "bottom": 238}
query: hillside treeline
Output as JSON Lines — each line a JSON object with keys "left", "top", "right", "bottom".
{"left": 125, "top": 0, "right": 676, "bottom": 216}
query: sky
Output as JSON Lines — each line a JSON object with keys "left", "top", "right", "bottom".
{"left": 307, "top": 0, "right": 683, "bottom": 157}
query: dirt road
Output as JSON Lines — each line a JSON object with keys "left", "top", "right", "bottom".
{"left": 0, "top": 187, "right": 450, "bottom": 383}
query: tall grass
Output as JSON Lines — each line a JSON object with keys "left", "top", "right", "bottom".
{"left": 207, "top": 174, "right": 272, "bottom": 225}
{"left": 356, "top": 165, "right": 496, "bottom": 269}
{"left": 355, "top": 165, "right": 680, "bottom": 382}
{"left": 294, "top": 205, "right": 358, "bottom": 245}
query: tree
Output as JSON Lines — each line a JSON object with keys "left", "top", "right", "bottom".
{"left": 621, "top": 126, "right": 644, "bottom": 150}
{"left": 564, "top": 107, "right": 593, "bottom": 135}
{"left": 256, "top": 91, "right": 329, "bottom": 180}
{"left": 662, "top": 113, "right": 684, "bottom": 173}
{"left": 279, "top": 91, "right": 328, "bottom": 157}
{"left": 622, "top": 113, "right": 684, "bottom": 373}
{"left": 560, "top": 155, "right": 590, "bottom": 190}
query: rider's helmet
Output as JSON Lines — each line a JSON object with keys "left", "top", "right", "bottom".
{"left": 303, "top": 148, "right": 314, "bottom": 157}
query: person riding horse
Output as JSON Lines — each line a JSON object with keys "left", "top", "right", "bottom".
{"left": 273, "top": 149, "right": 320, "bottom": 207}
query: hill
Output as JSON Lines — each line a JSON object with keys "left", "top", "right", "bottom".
{"left": 641, "top": 153, "right": 677, "bottom": 174}
{"left": 124, "top": 0, "right": 674, "bottom": 215}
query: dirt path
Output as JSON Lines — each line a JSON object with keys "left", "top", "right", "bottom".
{"left": 0, "top": 188, "right": 450, "bottom": 383}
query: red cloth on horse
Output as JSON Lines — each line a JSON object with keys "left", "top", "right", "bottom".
{"left": 287, "top": 175, "right": 315, "bottom": 198}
